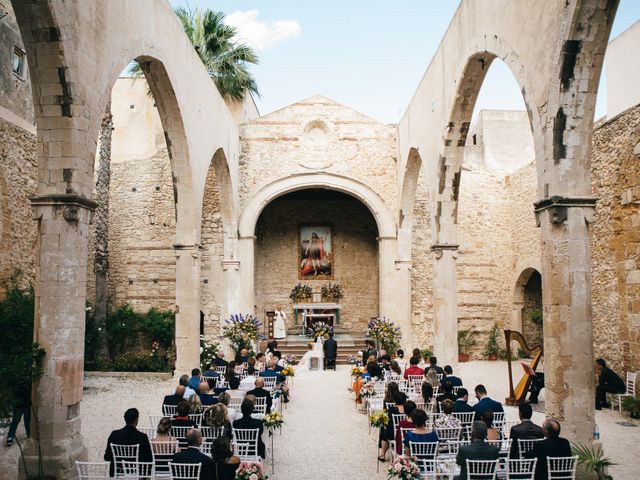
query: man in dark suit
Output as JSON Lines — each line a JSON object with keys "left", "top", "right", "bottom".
{"left": 163, "top": 384, "right": 185, "bottom": 408}
{"left": 233, "top": 399, "right": 266, "bottom": 458}
{"left": 524, "top": 419, "right": 572, "bottom": 480}
{"left": 171, "top": 428, "right": 213, "bottom": 480}
{"left": 104, "top": 408, "right": 153, "bottom": 477}
{"left": 362, "top": 339, "right": 377, "bottom": 365}
{"left": 595, "top": 358, "right": 626, "bottom": 409}
{"left": 324, "top": 331, "right": 338, "bottom": 370}
{"left": 455, "top": 421, "right": 499, "bottom": 480}
{"left": 473, "top": 384, "right": 504, "bottom": 421}
{"left": 442, "top": 365, "right": 463, "bottom": 387}
{"left": 246, "top": 377, "right": 273, "bottom": 413}
{"left": 425, "top": 356, "right": 444, "bottom": 375}
{"left": 508, "top": 402, "right": 544, "bottom": 458}
{"left": 197, "top": 381, "right": 217, "bottom": 407}
{"left": 213, "top": 351, "right": 228, "bottom": 367}
{"left": 453, "top": 388, "right": 475, "bottom": 413}
{"left": 436, "top": 381, "right": 457, "bottom": 404}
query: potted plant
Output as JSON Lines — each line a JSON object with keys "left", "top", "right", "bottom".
{"left": 572, "top": 442, "right": 615, "bottom": 480}
{"left": 457, "top": 328, "right": 477, "bottom": 362}
{"left": 321, "top": 282, "right": 343, "bottom": 302}
{"left": 530, "top": 309, "right": 543, "bottom": 326}
{"left": 622, "top": 395, "right": 640, "bottom": 419}
{"left": 483, "top": 323, "right": 501, "bottom": 360}
{"left": 289, "top": 283, "right": 312, "bottom": 303}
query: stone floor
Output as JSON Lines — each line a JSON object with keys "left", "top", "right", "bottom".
{"left": 1, "top": 361, "right": 638, "bottom": 479}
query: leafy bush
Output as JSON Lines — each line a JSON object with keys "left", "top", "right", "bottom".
{"left": 457, "top": 328, "right": 477, "bottom": 354}
{"left": 111, "top": 352, "right": 167, "bottom": 372}
{"left": 482, "top": 323, "right": 501, "bottom": 357}
{"left": 0, "top": 274, "right": 45, "bottom": 419}
{"left": 530, "top": 309, "right": 543, "bottom": 326}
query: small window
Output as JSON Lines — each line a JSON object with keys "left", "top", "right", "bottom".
{"left": 472, "top": 134, "right": 477, "bottom": 145}
{"left": 12, "top": 47, "right": 25, "bottom": 78}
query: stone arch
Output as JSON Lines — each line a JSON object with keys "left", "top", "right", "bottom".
{"left": 398, "top": 147, "right": 424, "bottom": 258}
{"left": 238, "top": 173, "right": 396, "bottom": 239}
{"left": 512, "top": 266, "right": 543, "bottom": 342}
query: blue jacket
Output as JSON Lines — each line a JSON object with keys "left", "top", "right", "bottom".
{"left": 473, "top": 396, "right": 504, "bottom": 421}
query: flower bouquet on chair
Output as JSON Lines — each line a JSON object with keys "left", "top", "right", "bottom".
{"left": 235, "top": 461, "right": 268, "bottom": 479}
{"left": 359, "top": 380, "right": 376, "bottom": 399}
{"left": 387, "top": 456, "right": 421, "bottom": 480}
{"left": 281, "top": 366, "right": 295, "bottom": 377}
{"left": 263, "top": 411, "right": 284, "bottom": 435}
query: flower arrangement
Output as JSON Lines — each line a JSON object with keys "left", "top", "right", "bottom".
{"left": 263, "top": 411, "right": 285, "bottom": 434}
{"left": 321, "top": 282, "right": 343, "bottom": 302}
{"left": 387, "top": 456, "right": 422, "bottom": 480}
{"left": 306, "top": 321, "right": 333, "bottom": 339}
{"left": 346, "top": 354, "right": 360, "bottom": 365}
{"left": 281, "top": 366, "right": 295, "bottom": 377}
{"left": 289, "top": 283, "right": 312, "bottom": 302}
{"left": 235, "top": 461, "right": 269, "bottom": 479}
{"left": 283, "top": 354, "right": 298, "bottom": 365}
{"left": 351, "top": 366, "right": 363, "bottom": 377}
{"left": 367, "top": 316, "right": 402, "bottom": 352}
{"left": 369, "top": 410, "right": 389, "bottom": 428}
{"left": 359, "top": 380, "right": 376, "bottom": 398}
{"left": 223, "top": 314, "right": 263, "bottom": 352}
{"left": 199, "top": 335, "right": 220, "bottom": 371}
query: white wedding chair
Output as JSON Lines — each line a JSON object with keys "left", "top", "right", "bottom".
{"left": 169, "top": 426, "right": 191, "bottom": 450}
{"left": 466, "top": 458, "right": 499, "bottom": 480}
{"left": 391, "top": 413, "right": 406, "bottom": 432}
{"left": 408, "top": 440, "right": 438, "bottom": 459}
{"left": 505, "top": 458, "right": 537, "bottom": 480}
{"left": 233, "top": 427, "right": 261, "bottom": 461}
{"left": 149, "top": 414, "right": 166, "bottom": 429}
{"left": 169, "top": 462, "right": 201, "bottom": 480}
{"left": 151, "top": 439, "right": 178, "bottom": 478}
{"left": 201, "top": 425, "right": 225, "bottom": 440}
{"left": 611, "top": 371, "right": 637, "bottom": 413}
{"left": 137, "top": 427, "right": 156, "bottom": 439}
{"left": 547, "top": 456, "right": 578, "bottom": 479}
{"left": 215, "top": 366, "right": 227, "bottom": 375}
{"left": 75, "top": 461, "right": 110, "bottom": 479}
{"left": 435, "top": 425, "right": 462, "bottom": 443}
{"left": 188, "top": 413, "right": 202, "bottom": 426}
{"left": 110, "top": 444, "right": 138, "bottom": 478}
{"left": 120, "top": 460, "right": 154, "bottom": 479}
{"left": 262, "top": 376, "right": 277, "bottom": 391}
{"left": 517, "top": 438, "right": 543, "bottom": 458}
{"left": 162, "top": 404, "right": 178, "bottom": 417}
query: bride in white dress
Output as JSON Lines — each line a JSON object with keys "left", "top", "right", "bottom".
{"left": 296, "top": 337, "right": 324, "bottom": 373}
{"left": 273, "top": 307, "right": 287, "bottom": 339}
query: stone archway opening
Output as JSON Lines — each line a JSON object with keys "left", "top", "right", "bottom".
{"left": 513, "top": 268, "right": 543, "bottom": 348}
{"left": 254, "top": 189, "right": 380, "bottom": 336}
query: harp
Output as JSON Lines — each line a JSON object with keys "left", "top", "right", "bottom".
{"left": 504, "top": 330, "right": 543, "bottom": 406}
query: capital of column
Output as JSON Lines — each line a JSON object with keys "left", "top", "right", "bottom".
{"left": 222, "top": 260, "right": 241, "bottom": 271}
{"left": 395, "top": 260, "right": 412, "bottom": 271}
{"left": 173, "top": 243, "right": 202, "bottom": 259}
{"left": 430, "top": 243, "right": 459, "bottom": 260}
{"left": 30, "top": 193, "right": 98, "bottom": 222}
{"left": 533, "top": 195, "right": 597, "bottom": 226}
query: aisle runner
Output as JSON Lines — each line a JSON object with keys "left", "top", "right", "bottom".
{"left": 273, "top": 365, "right": 386, "bottom": 479}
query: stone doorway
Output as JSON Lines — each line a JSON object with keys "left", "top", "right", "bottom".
{"left": 514, "top": 268, "right": 543, "bottom": 347}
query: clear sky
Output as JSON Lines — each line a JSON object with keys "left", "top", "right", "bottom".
{"left": 169, "top": 0, "right": 640, "bottom": 123}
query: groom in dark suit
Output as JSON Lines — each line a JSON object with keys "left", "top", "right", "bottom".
{"left": 324, "top": 331, "right": 338, "bottom": 370}
{"left": 455, "top": 421, "right": 500, "bottom": 480}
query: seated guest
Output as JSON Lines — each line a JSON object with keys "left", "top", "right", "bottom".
{"left": 246, "top": 377, "right": 273, "bottom": 413}
{"left": 259, "top": 358, "right": 285, "bottom": 384}
{"left": 272, "top": 353, "right": 285, "bottom": 370}
{"left": 595, "top": 358, "right": 626, "bottom": 410}
{"left": 421, "top": 383, "right": 435, "bottom": 410}
{"left": 379, "top": 391, "right": 407, "bottom": 461}
{"left": 524, "top": 419, "right": 572, "bottom": 480}
{"left": 453, "top": 388, "right": 475, "bottom": 413}
{"left": 151, "top": 417, "right": 177, "bottom": 452}
{"left": 389, "top": 360, "right": 403, "bottom": 378}
{"left": 424, "top": 356, "right": 444, "bottom": 375}
{"left": 203, "top": 403, "right": 233, "bottom": 439}
{"left": 362, "top": 339, "right": 378, "bottom": 365}
{"left": 424, "top": 369, "right": 440, "bottom": 388}
{"left": 403, "top": 355, "right": 424, "bottom": 379}
{"left": 508, "top": 403, "right": 544, "bottom": 459}
{"left": 215, "top": 393, "right": 237, "bottom": 423}
{"left": 104, "top": 408, "right": 152, "bottom": 477}
{"left": 403, "top": 408, "right": 438, "bottom": 456}
{"left": 171, "top": 428, "right": 213, "bottom": 480}
{"left": 240, "top": 362, "right": 258, "bottom": 390}
{"left": 171, "top": 401, "right": 198, "bottom": 428}
{"left": 227, "top": 377, "right": 244, "bottom": 401}
{"left": 178, "top": 374, "right": 197, "bottom": 400}
{"left": 188, "top": 368, "right": 202, "bottom": 391}
{"left": 384, "top": 382, "right": 400, "bottom": 406}
{"left": 202, "top": 362, "right": 220, "bottom": 379}
{"left": 442, "top": 365, "right": 462, "bottom": 387}
{"left": 395, "top": 400, "right": 416, "bottom": 454}
{"left": 473, "top": 384, "right": 503, "bottom": 421}
{"left": 455, "top": 421, "right": 500, "bottom": 480}
{"left": 437, "top": 381, "right": 457, "bottom": 404}
{"left": 224, "top": 361, "right": 238, "bottom": 384}
{"left": 211, "top": 436, "right": 240, "bottom": 480}
{"left": 238, "top": 348, "right": 250, "bottom": 364}
{"left": 434, "top": 399, "right": 462, "bottom": 429}
{"left": 364, "top": 362, "right": 384, "bottom": 381}
{"left": 394, "top": 349, "right": 406, "bottom": 372}
{"left": 232, "top": 399, "right": 266, "bottom": 459}
{"left": 480, "top": 410, "right": 500, "bottom": 440}
{"left": 255, "top": 352, "right": 266, "bottom": 371}
{"left": 213, "top": 351, "right": 228, "bottom": 367}
{"left": 379, "top": 354, "right": 391, "bottom": 371}
{"left": 163, "top": 385, "right": 186, "bottom": 407}
{"left": 198, "top": 381, "right": 217, "bottom": 407}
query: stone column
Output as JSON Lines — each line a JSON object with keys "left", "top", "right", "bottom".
{"left": 378, "top": 236, "right": 401, "bottom": 322}
{"left": 535, "top": 196, "right": 597, "bottom": 444}
{"left": 237, "top": 236, "right": 256, "bottom": 314}
{"left": 511, "top": 301, "right": 525, "bottom": 332}
{"left": 174, "top": 243, "right": 202, "bottom": 374}
{"left": 431, "top": 244, "right": 459, "bottom": 368}
{"left": 25, "top": 195, "right": 94, "bottom": 479}
{"left": 221, "top": 260, "right": 241, "bottom": 319}
{"left": 395, "top": 259, "right": 413, "bottom": 351}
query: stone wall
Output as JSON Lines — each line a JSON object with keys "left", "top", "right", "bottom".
{"left": 591, "top": 103, "right": 640, "bottom": 373}
{"left": 0, "top": 118, "right": 37, "bottom": 291}
{"left": 254, "top": 190, "right": 379, "bottom": 333}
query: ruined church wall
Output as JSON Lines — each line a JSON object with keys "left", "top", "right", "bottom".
{"left": 591, "top": 103, "right": 640, "bottom": 373}
{"left": 0, "top": 118, "right": 37, "bottom": 292}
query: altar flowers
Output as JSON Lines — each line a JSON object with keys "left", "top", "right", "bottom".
{"left": 387, "top": 456, "right": 421, "bottom": 480}
{"left": 223, "top": 313, "right": 262, "bottom": 352}
{"left": 367, "top": 316, "right": 401, "bottom": 352}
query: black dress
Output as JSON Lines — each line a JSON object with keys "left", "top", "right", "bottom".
{"left": 213, "top": 460, "right": 239, "bottom": 480}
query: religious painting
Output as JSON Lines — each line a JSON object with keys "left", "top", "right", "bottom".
{"left": 299, "top": 225, "right": 333, "bottom": 279}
